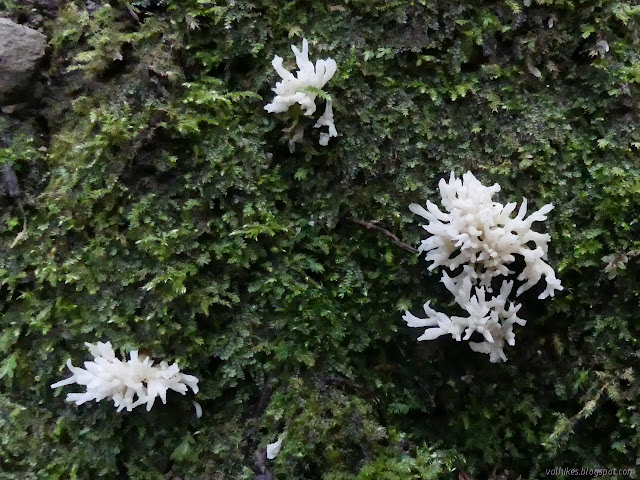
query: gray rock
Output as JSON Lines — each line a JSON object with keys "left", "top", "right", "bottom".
{"left": 0, "top": 19, "right": 47, "bottom": 105}
{"left": 1, "top": 164, "right": 21, "bottom": 198}
{"left": 19, "top": 0, "right": 60, "bottom": 13}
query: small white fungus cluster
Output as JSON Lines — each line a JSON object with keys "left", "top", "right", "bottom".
{"left": 265, "top": 38, "right": 338, "bottom": 146}
{"left": 51, "top": 341, "right": 199, "bottom": 412}
{"left": 403, "top": 171, "right": 562, "bottom": 362}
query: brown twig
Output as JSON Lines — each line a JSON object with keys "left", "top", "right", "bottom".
{"left": 9, "top": 200, "right": 27, "bottom": 249}
{"left": 252, "top": 369, "right": 281, "bottom": 418}
{"left": 121, "top": 0, "right": 141, "bottom": 22}
{"left": 344, "top": 218, "right": 418, "bottom": 254}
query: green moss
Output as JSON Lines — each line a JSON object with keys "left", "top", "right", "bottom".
{"left": 1, "top": 0, "right": 640, "bottom": 478}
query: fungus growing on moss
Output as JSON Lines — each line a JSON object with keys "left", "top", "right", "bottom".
{"left": 404, "top": 171, "right": 562, "bottom": 362}
{"left": 265, "top": 38, "right": 338, "bottom": 146}
{"left": 51, "top": 341, "right": 199, "bottom": 412}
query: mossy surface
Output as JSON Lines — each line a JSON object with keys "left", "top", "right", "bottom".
{"left": 1, "top": 1, "right": 639, "bottom": 478}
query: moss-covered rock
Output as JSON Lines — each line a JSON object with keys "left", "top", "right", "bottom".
{"left": 1, "top": 0, "right": 639, "bottom": 478}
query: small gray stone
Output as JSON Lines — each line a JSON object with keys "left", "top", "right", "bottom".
{"left": 0, "top": 103, "right": 29, "bottom": 114}
{"left": 0, "top": 19, "right": 47, "bottom": 105}
{"left": 1, "top": 164, "right": 21, "bottom": 198}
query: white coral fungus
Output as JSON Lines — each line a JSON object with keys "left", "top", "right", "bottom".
{"left": 409, "top": 171, "right": 562, "bottom": 299}
{"left": 51, "top": 342, "right": 199, "bottom": 412}
{"left": 314, "top": 101, "right": 338, "bottom": 146}
{"left": 403, "top": 275, "right": 526, "bottom": 363}
{"left": 404, "top": 171, "right": 562, "bottom": 362}
{"left": 265, "top": 38, "right": 338, "bottom": 146}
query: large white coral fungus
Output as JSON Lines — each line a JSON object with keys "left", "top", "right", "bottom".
{"left": 403, "top": 171, "right": 562, "bottom": 362}
{"left": 409, "top": 171, "right": 562, "bottom": 299}
{"left": 51, "top": 342, "right": 199, "bottom": 412}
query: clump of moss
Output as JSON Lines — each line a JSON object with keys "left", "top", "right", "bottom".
{"left": 1, "top": 0, "right": 640, "bottom": 479}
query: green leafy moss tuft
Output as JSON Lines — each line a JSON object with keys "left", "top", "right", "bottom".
{"left": 1, "top": 0, "right": 639, "bottom": 478}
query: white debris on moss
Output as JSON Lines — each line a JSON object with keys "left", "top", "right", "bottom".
{"left": 590, "top": 39, "right": 610, "bottom": 57}
{"left": 266, "top": 437, "right": 283, "bottom": 460}
{"left": 602, "top": 250, "right": 638, "bottom": 279}
{"left": 404, "top": 171, "right": 561, "bottom": 362}
{"left": 51, "top": 341, "right": 199, "bottom": 412}
{"left": 265, "top": 38, "right": 338, "bottom": 146}
{"left": 193, "top": 400, "right": 203, "bottom": 418}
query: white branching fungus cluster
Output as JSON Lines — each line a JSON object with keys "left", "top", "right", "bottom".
{"left": 265, "top": 38, "right": 338, "bottom": 146}
{"left": 51, "top": 341, "right": 199, "bottom": 412}
{"left": 403, "top": 171, "right": 562, "bottom": 362}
